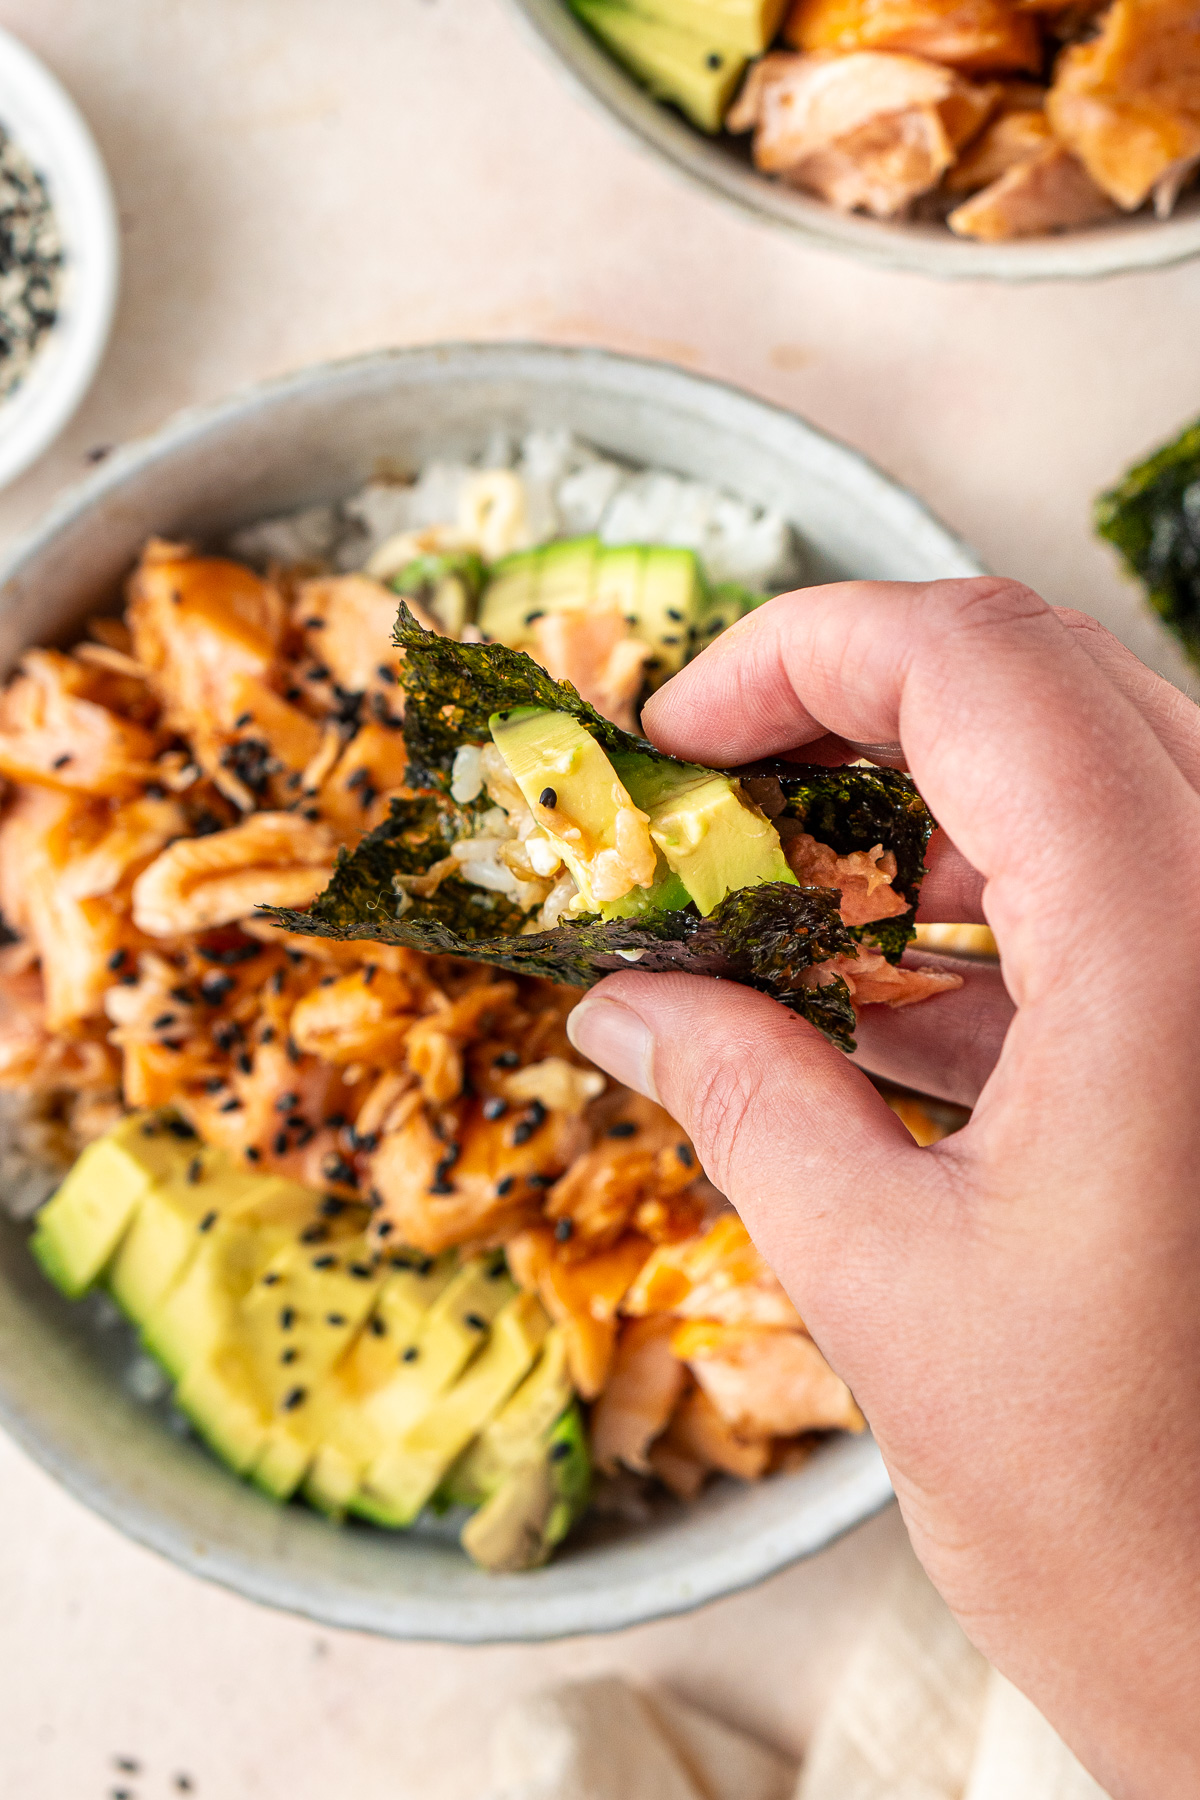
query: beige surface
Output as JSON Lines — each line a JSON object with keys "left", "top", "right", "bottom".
{"left": 0, "top": 1, "right": 1197, "bottom": 1793}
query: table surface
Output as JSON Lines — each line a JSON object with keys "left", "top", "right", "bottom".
{"left": 1, "top": 3, "right": 1197, "bottom": 1794}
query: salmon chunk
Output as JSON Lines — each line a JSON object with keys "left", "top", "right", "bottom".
{"left": 728, "top": 50, "right": 998, "bottom": 216}
{"left": 671, "top": 1322, "right": 866, "bottom": 1436}
{"left": 0, "top": 651, "right": 160, "bottom": 798}
{"left": 785, "top": 0, "right": 1042, "bottom": 72}
{"left": 1047, "top": 0, "right": 1200, "bottom": 213}
{"left": 945, "top": 102, "right": 1051, "bottom": 189}
{"left": 948, "top": 142, "right": 1117, "bottom": 236}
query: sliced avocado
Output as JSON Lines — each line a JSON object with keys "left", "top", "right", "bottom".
{"left": 357, "top": 1291, "right": 551, "bottom": 1528}
{"left": 637, "top": 547, "right": 707, "bottom": 682}
{"left": 594, "top": 544, "right": 645, "bottom": 628}
{"left": 107, "top": 1150, "right": 267, "bottom": 1324}
{"left": 626, "top": 0, "right": 786, "bottom": 54}
{"left": 612, "top": 750, "right": 796, "bottom": 916}
{"left": 490, "top": 706, "right": 659, "bottom": 911}
{"left": 477, "top": 549, "right": 541, "bottom": 648}
{"left": 537, "top": 535, "right": 600, "bottom": 613}
{"left": 306, "top": 1254, "right": 514, "bottom": 1519}
{"left": 392, "top": 551, "right": 487, "bottom": 638}
{"left": 442, "top": 1328, "right": 573, "bottom": 1508}
{"left": 570, "top": 0, "right": 748, "bottom": 134}
{"left": 30, "top": 1113, "right": 200, "bottom": 1300}
{"left": 460, "top": 1403, "right": 592, "bottom": 1573}
{"left": 692, "top": 579, "right": 765, "bottom": 653}
{"left": 140, "top": 1176, "right": 319, "bottom": 1380}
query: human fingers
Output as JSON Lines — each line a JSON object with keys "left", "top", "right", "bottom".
{"left": 849, "top": 954, "right": 1014, "bottom": 1106}
{"left": 643, "top": 578, "right": 1200, "bottom": 1002}
{"left": 1054, "top": 607, "right": 1200, "bottom": 791}
{"left": 914, "top": 829, "right": 986, "bottom": 924}
{"left": 565, "top": 970, "right": 951, "bottom": 1328}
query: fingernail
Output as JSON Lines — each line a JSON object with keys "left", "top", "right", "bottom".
{"left": 566, "top": 997, "right": 659, "bottom": 1102}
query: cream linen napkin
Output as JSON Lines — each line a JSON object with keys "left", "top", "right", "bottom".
{"left": 797, "top": 1545, "right": 1111, "bottom": 1800}
{"left": 485, "top": 1673, "right": 797, "bottom": 1800}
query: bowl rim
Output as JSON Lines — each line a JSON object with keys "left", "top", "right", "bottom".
{"left": 0, "top": 25, "right": 119, "bottom": 490}
{"left": 504, "top": 0, "right": 1200, "bottom": 283}
{"left": 0, "top": 340, "right": 981, "bottom": 1639}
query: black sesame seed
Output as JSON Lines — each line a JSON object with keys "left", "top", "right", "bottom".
{"left": 524, "top": 609, "right": 545, "bottom": 625}
{"left": 276, "top": 1091, "right": 300, "bottom": 1112}
{"left": 280, "top": 1307, "right": 295, "bottom": 1330}
{"left": 120, "top": 972, "right": 138, "bottom": 985}
{"left": 273, "top": 1131, "right": 289, "bottom": 1155}
{"left": 554, "top": 1217, "right": 574, "bottom": 1242}
{"left": 325, "top": 1112, "right": 346, "bottom": 1130}
{"left": 175, "top": 1777, "right": 195, "bottom": 1792}
{"left": 141, "top": 1122, "right": 158, "bottom": 1136}
{"left": 237, "top": 1052, "right": 253, "bottom": 1075}
{"left": 245, "top": 1146, "right": 261, "bottom": 1162}
{"left": 304, "top": 616, "right": 326, "bottom": 630}
{"left": 428, "top": 1176, "right": 456, "bottom": 1196}
{"left": 204, "top": 1077, "right": 224, "bottom": 1093}
{"left": 260, "top": 1025, "right": 276, "bottom": 1044}
{"left": 493, "top": 1050, "right": 520, "bottom": 1069}
{"left": 402, "top": 1346, "right": 419, "bottom": 1362}
{"left": 219, "top": 1097, "right": 243, "bottom": 1113}
{"left": 107, "top": 948, "right": 128, "bottom": 971}
{"left": 326, "top": 1312, "right": 347, "bottom": 1327}
{"left": 676, "top": 1143, "right": 695, "bottom": 1167}
{"left": 370, "top": 1315, "right": 387, "bottom": 1336}
{"left": 52, "top": 751, "right": 74, "bottom": 769}
{"left": 549, "top": 1439, "right": 572, "bottom": 1462}
{"left": 321, "top": 1195, "right": 347, "bottom": 1217}
{"left": 322, "top": 1156, "right": 358, "bottom": 1188}
{"left": 496, "top": 1175, "right": 515, "bottom": 1197}
{"left": 166, "top": 1118, "right": 198, "bottom": 1139}
{"left": 234, "top": 710, "right": 254, "bottom": 729}
{"left": 186, "top": 1156, "right": 203, "bottom": 1184}
{"left": 262, "top": 1271, "right": 281, "bottom": 1286}
{"left": 300, "top": 1222, "right": 328, "bottom": 1244}
{"left": 198, "top": 1210, "right": 218, "bottom": 1233}
{"left": 308, "top": 662, "right": 330, "bottom": 681}
{"left": 464, "top": 1312, "right": 487, "bottom": 1331}
{"left": 482, "top": 1096, "right": 507, "bottom": 1121}
{"left": 527, "top": 1172, "right": 553, "bottom": 1189}
{"left": 376, "top": 663, "right": 397, "bottom": 683}
{"left": 706, "top": 50, "right": 723, "bottom": 68}
{"left": 282, "top": 1386, "right": 307, "bottom": 1410}
{"left": 662, "top": 635, "right": 679, "bottom": 645}
{"left": 348, "top": 1262, "right": 374, "bottom": 1279}
{"left": 286, "top": 949, "right": 305, "bottom": 965}
{"left": 170, "top": 985, "right": 195, "bottom": 1005}
{"left": 311, "top": 1253, "right": 337, "bottom": 1269}
{"left": 114, "top": 1757, "right": 141, "bottom": 1774}
{"left": 271, "top": 968, "right": 286, "bottom": 995}
{"left": 286, "top": 1037, "right": 302, "bottom": 1064}
{"left": 376, "top": 1219, "right": 394, "bottom": 1238}
{"left": 538, "top": 786, "right": 557, "bottom": 809}
{"left": 281, "top": 1347, "right": 298, "bottom": 1365}
{"left": 346, "top": 766, "right": 369, "bottom": 791}
{"left": 608, "top": 1120, "right": 637, "bottom": 1138}
{"left": 666, "top": 607, "right": 683, "bottom": 622}
{"left": 362, "top": 963, "right": 377, "bottom": 985}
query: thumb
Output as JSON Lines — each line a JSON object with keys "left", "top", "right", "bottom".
{"left": 565, "top": 971, "right": 945, "bottom": 1346}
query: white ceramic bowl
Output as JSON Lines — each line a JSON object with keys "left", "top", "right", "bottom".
{"left": 508, "top": 0, "right": 1200, "bottom": 282}
{"left": 0, "top": 27, "right": 118, "bottom": 489}
{"left": 0, "top": 344, "right": 982, "bottom": 1640}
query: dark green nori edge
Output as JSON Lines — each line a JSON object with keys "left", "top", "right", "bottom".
{"left": 1096, "top": 416, "right": 1200, "bottom": 665}
{"left": 264, "top": 606, "right": 938, "bottom": 1053}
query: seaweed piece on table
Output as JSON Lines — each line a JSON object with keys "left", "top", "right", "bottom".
{"left": 1097, "top": 416, "right": 1200, "bottom": 665}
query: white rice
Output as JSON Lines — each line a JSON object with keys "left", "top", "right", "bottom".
{"left": 229, "top": 428, "right": 803, "bottom": 594}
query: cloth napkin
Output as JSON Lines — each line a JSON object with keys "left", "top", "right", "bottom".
{"left": 483, "top": 1546, "right": 1111, "bottom": 1800}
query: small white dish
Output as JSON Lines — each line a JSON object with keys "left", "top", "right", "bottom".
{"left": 508, "top": 0, "right": 1200, "bottom": 283}
{"left": 0, "top": 27, "right": 118, "bottom": 490}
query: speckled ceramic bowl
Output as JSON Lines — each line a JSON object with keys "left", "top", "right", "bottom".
{"left": 507, "top": 0, "right": 1200, "bottom": 283}
{"left": 0, "top": 344, "right": 982, "bottom": 1641}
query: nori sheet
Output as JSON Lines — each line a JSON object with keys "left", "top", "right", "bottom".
{"left": 266, "top": 607, "right": 938, "bottom": 1051}
{"left": 1097, "top": 415, "right": 1200, "bottom": 665}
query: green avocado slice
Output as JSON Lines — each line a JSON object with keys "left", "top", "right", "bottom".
{"left": 459, "top": 1403, "right": 592, "bottom": 1573}
{"left": 31, "top": 1113, "right": 201, "bottom": 1300}
{"left": 570, "top": 0, "right": 748, "bottom": 133}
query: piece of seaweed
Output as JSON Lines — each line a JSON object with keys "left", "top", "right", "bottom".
{"left": 266, "top": 607, "right": 938, "bottom": 1051}
{"left": 1097, "top": 416, "right": 1200, "bottom": 666}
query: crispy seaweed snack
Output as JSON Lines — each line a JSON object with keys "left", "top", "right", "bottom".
{"left": 1097, "top": 416, "right": 1200, "bottom": 667}
{"left": 268, "top": 606, "right": 944, "bottom": 1051}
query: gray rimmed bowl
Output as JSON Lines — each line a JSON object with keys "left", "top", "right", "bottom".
{"left": 508, "top": 0, "right": 1200, "bottom": 282}
{"left": 0, "top": 343, "right": 981, "bottom": 1641}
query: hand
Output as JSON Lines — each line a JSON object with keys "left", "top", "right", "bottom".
{"left": 567, "top": 577, "right": 1200, "bottom": 1800}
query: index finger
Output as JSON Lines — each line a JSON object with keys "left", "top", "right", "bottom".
{"left": 642, "top": 578, "right": 1200, "bottom": 998}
